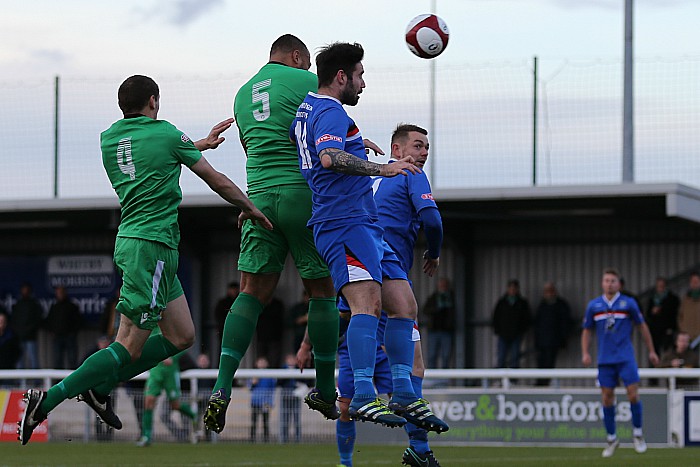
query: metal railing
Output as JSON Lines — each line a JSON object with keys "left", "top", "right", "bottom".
{"left": 2, "top": 367, "right": 698, "bottom": 394}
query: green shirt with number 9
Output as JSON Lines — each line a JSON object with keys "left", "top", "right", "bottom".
{"left": 101, "top": 115, "right": 202, "bottom": 250}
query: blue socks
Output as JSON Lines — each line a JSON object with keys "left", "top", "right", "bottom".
{"left": 347, "top": 314, "right": 379, "bottom": 400}
{"left": 603, "top": 405, "right": 616, "bottom": 439}
{"left": 336, "top": 419, "right": 356, "bottom": 466}
{"left": 384, "top": 317, "right": 416, "bottom": 403}
{"left": 631, "top": 401, "right": 642, "bottom": 429}
{"left": 405, "top": 375, "right": 430, "bottom": 454}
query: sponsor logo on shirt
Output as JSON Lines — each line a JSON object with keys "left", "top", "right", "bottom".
{"left": 421, "top": 193, "right": 434, "bottom": 200}
{"left": 316, "top": 134, "right": 342, "bottom": 145}
{"left": 181, "top": 134, "right": 191, "bottom": 143}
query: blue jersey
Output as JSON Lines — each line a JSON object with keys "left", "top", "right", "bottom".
{"left": 290, "top": 92, "right": 377, "bottom": 226}
{"left": 583, "top": 293, "right": 644, "bottom": 365}
{"left": 372, "top": 163, "right": 438, "bottom": 272}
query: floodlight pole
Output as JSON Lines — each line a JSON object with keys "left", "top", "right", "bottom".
{"left": 429, "top": 0, "right": 437, "bottom": 185}
{"left": 54, "top": 75, "right": 60, "bottom": 198}
{"left": 532, "top": 56, "right": 538, "bottom": 186}
{"left": 622, "top": 0, "right": 634, "bottom": 183}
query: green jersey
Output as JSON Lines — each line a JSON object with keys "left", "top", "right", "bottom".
{"left": 234, "top": 62, "right": 317, "bottom": 193}
{"left": 149, "top": 349, "right": 183, "bottom": 379}
{"left": 148, "top": 327, "right": 182, "bottom": 378}
{"left": 101, "top": 116, "right": 202, "bottom": 250}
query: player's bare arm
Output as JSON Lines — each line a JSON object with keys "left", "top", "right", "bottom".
{"left": 639, "top": 322, "right": 660, "bottom": 366}
{"left": 320, "top": 147, "right": 420, "bottom": 177}
{"left": 296, "top": 329, "right": 313, "bottom": 372}
{"left": 581, "top": 328, "right": 592, "bottom": 366}
{"left": 189, "top": 157, "right": 273, "bottom": 231}
{"left": 422, "top": 250, "right": 440, "bottom": 277}
{"left": 363, "top": 138, "right": 385, "bottom": 156}
{"left": 194, "top": 118, "right": 234, "bottom": 151}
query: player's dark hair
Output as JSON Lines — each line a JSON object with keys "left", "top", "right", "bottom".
{"left": 316, "top": 42, "right": 364, "bottom": 88}
{"left": 118, "top": 75, "right": 159, "bottom": 114}
{"left": 391, "top": 123, "right": 428, "bottom": 145}
{"left": 228, "top": 281, "right": 239, "bottom": 289}
{"left": 507, "top": 279, "right": 520, "bottom": 288}
{"left": 602, "top": 267, "right": 620, "bottom": 278}
{"left": 270, "top": 34, "right": 308, "bottom": 56}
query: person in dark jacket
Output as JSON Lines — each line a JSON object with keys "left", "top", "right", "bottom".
{"left": 0, "top": 310, "right": 21, "bottom": 370}
{"left": 11, "top": 283, "right": 44, "bottom": 369}
{"left": 45, "top": 286, "right": 83, "bottom": 369}
{"left": 423, "top": 277, "right": 456, "bottom": 369}
{"left": 214, "top": 281, "right": 239, "bottom": 342}
{"left": 256, "top": 297, "right": 285, "bottom": 367}
{"left": 492, "top": 279, "right": 531, "bottom": 368}
{"left": 645, "top": 277, "right": 680, "bottom": 357}
{"left": 533, "top": 282, "right": 572, "bottom": 385}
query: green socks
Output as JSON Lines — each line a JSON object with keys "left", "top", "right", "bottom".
{"left": 178, "top": 403, "right": 196, "bottom": 420}
{"left": 308, "top": 297, "right": 339, "bottom": 402}
{"left": 213, "top": 293, "right": 264, "bottom": 396}
{"left": 142, "top": 409, "right": 153, "bottom": 439}
{"left": 41, "top": 342, "right": 131, "bottom": 414}
{"left": 93, "top": 333, "right": 180, "bottom": 395}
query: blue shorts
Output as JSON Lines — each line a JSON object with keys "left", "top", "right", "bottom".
{"left": 597, "top": 361, "right": 640, "bottom": 388}
{"left": 312, "top": 220, "right": 407, "bottom": 294}
{"left": 337, "top": 338, "right": 393, "bottom": 399}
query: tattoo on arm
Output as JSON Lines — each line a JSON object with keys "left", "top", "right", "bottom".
{"left": 321, "top": 147, "right": 381, "bottom": 176}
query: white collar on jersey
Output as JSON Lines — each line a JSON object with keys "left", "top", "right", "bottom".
{"left": 308, "top": 92, "right": 341, "bottom": 104}
{"left": 602, "top": 292, "right": 621, "bottom": 309}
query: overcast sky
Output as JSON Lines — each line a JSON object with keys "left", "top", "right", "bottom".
{"left": 2, "top": 0, "right": 699, "bottom": 78}
{"left": 2, "top": 0, "right": 699, "bottom": 199}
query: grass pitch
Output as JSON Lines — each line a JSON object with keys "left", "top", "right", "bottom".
{"left": 1, "top": 443, "right": 698, "bottom": 466}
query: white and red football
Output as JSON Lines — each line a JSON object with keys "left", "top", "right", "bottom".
{"left": 405, "top": 14, "right": 449, "bottom": 59}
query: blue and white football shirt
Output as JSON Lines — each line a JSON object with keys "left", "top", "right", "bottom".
{"left": 290, "top": 92, "right": 377, "bottom": 226}
{"left": 583, "top": 292, "right": 644, "bottom": 364}
{"left": 373, "top": 161, "right": 438, "bottom": 273}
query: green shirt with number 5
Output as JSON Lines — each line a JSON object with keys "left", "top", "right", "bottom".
{"left": 234, "top": 62, "right": 317, "bottom": 194}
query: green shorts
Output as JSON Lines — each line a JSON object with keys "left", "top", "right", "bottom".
{"left": 144, "top": 370, "right": 181, "bottom": 400}
{"left": 114, "top": 236, "right": 184, "bottom": 331}
{"left": 238, "top": 185, "right": 329, "bottom": 279}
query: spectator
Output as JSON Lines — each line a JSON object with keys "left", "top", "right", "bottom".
{"left": 192, "top": 353, "right": 214, "bottom": 442}
{"left": 249, "top": 356, "right": 276, "bottom": 443}
{"left": 256, "top": 297, "right": 285, "bottom": 367}
{"left": 678, "top": 272, "right": 700, "bottom": 345}
{"left": 422, "top": 277, "right": 456, "bottom": 369}
{"left": 45, "top": 286, "right": 83, "bottom": 369}
{"left": 0, "top": 310, "right": 21, "bottom": 370}
{"left": 279, "top": 353, "right": 302, "bottom": 443}
{"left": 659, "top": 331, "right": 699, "bottom": 389}
{"left": 533, "top": 282, "right": 572, "bottom": 386}
{"left": 11, "top": 282, "right": 43, "bottom": 369}
{"left": 81, "top": 335, "right": 114, "bottom": 441}
{"left": 492, "top": 279, "right": 531, "bottom": 369}
{"left": 286, "top": 291, "right": 310, "bottom": 353}
{"left": 645, "top": 277, "right": 680, "bottom": 357}
{"left": 619, "top": 277, "right": 639, "bottom": 305}
{"left": 99, "top": 289, "right": 121, "bottom": 341}
{"left": 214, "top": 281, "right": 240, "bottom": 342}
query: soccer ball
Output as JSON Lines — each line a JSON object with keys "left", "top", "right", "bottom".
{"left": 405, "top": 14, "right": 449, "bottom": 59}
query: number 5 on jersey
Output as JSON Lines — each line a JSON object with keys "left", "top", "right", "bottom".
{"left": 252, "top": 79, "right": 271, "bottom": 121}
